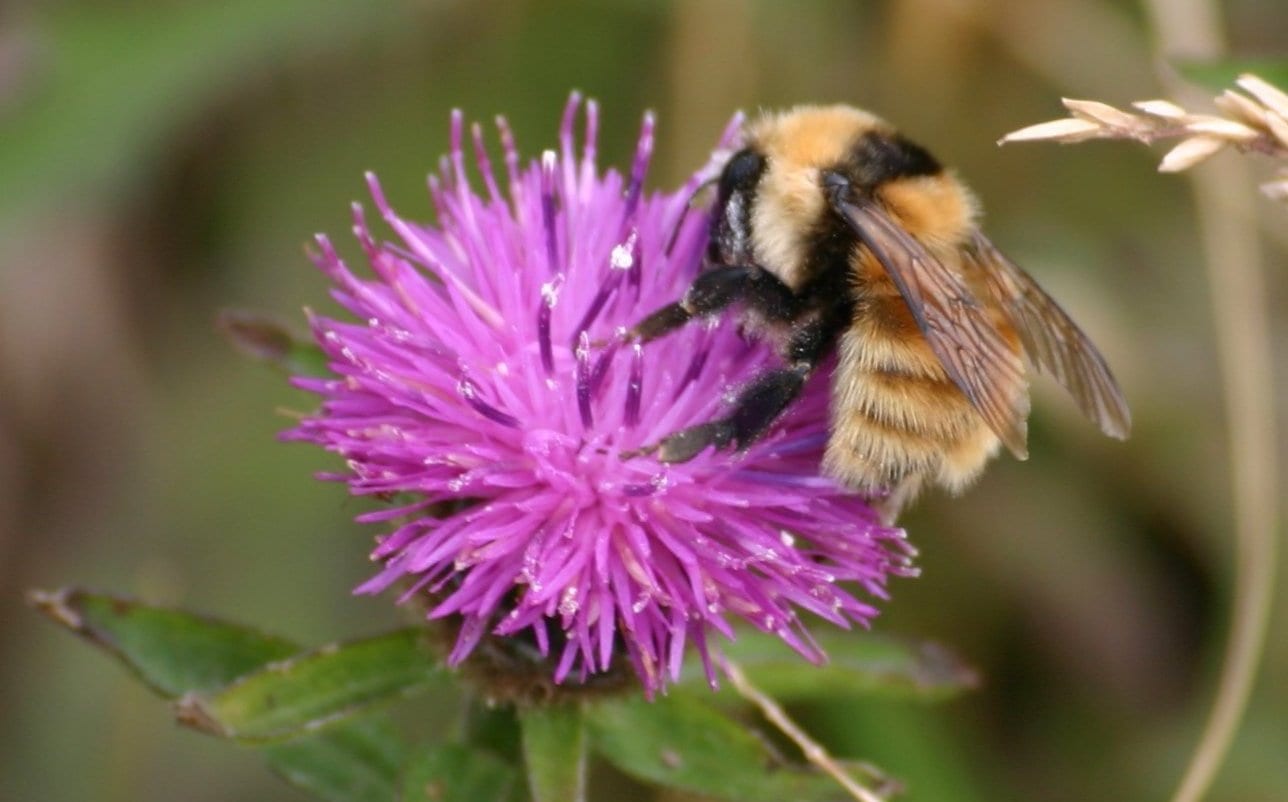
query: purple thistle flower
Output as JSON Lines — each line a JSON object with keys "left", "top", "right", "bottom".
{"left": 287, "top": 95, "right": 917, "bottom": 694}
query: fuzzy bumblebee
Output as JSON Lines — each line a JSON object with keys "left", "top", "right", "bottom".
{"left": 628, "top": 106, "right": 1131, "bottom": 522}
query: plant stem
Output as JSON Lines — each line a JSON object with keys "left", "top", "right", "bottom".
{"left": 720, "top": 656, "right": 888, "bottom": 802}
{"left": 1143, "top": 2, "right": 1281, "bottom": 801}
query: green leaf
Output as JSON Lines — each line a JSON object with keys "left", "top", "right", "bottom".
{"left": 588, "top": 692, "right": 865, "bottom": 802}
{"left": 400, "top": 744, "right": 519, "bottom": 802}
{"left": 29, "top": 587, "right": 298, "bottom": 696}
{"left": 686, "top": 629, "right": 977, "bottom": 702}
{"left": 31, "top": 588, "right": 410, "bottom": 802}
{"left": 462, "top": 701, "right": 522, "bottom": 762}
{"left": 520, "top": 704, "right": 588, "bottom": 802}
{"left": 175, "top": 628, "right": 444, "bottom": 742}
{"left": 266, "top": 716, "right": 407, "bottom": 802}
{"left": 216, "top": 309, "right": 330, "bottom": 377}
{"left": 1176, "top": 58, "right": 1288, "bottom": 93}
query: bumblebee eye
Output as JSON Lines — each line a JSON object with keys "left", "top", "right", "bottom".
{"left": 718, "top": 148, "right": 767, "bottom": 199}
{"left": 709, "top": 149, "right": 766, "bottom": 265}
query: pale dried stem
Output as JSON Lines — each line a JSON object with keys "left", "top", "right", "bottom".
{"left": 720, "top": 656, "right": 890, "bottom": 802}
{"left": 1141, "top": 3, "right": 1281, "bottom": 802}
{"left": 1163, "top": 131, "right": 1280, "bottom": 802}
{"left": 997, "top": 6, "right": 1280, "bottom": 800}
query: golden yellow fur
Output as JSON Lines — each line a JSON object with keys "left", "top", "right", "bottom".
{"left": 746, "top": 106, "right": 886, "bottom": 288}
{"left": 878, "top": 175, "right": 979, "bottom": 251}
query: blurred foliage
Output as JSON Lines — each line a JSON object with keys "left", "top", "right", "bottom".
{"left": 2, "top": 1, "right": 1286, "bottom": 801}
{"left": 32, "top": 588, "right": 974, "bottom": 801}
{"left": 1178, "top": 57, "right": 1288, "bottom": 91}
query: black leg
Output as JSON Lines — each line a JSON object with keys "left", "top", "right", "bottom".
{"left": 739, "top": 267, "right": 799, "bottom": 324}
{"left": 645, "top": 312, "right": 841, "bottom": 462}
{"left": 654, "top": 365, "right": 809, "bottom": 461}
{"left": 648, "top": 420, "right": 736, "bottom": 463}
{"left": 628, "top": 265, "right": 752, "bottom": 343}
{"left": 628, "top": 264, "right": 799, "bottom": 343}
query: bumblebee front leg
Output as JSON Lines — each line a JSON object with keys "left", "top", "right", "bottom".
{"left": 627, "top": 265, "right": 751, "bottom": 343}
{"left": 627, "top": 264, "right": 797, "bottom": 342}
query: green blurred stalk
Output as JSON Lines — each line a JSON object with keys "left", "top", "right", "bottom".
{"left": 1143, "top": 2, "right": 1281, "bottom": 802}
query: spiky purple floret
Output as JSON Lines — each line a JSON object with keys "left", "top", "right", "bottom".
{"left": 286, "top": 95, "right": 917, "bottom": 693}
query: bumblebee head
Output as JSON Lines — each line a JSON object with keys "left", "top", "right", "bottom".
{"left": 706, "top": 106, "right": 975, "bottom": 282}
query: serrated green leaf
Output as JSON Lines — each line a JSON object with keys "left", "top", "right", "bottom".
{"left": 266, "top": 716, "right": 407, "bottom": 802}
{"left": 1176, "top": 58, "right": 1288, "bottom": 93}
{"left": 31, "top": 587, "right": 412, "bottom": 802}
{"left": 520, "top": 704, "right": 587, "bottom": 802}
{"left": 175, "top": 628, "right": 444, "bottom": 742}
{"left": 588, "top": 692, "right": 865, "bottom": 802}
{"left": 400, "top": 744, "right": 519, "bottom": 802}
{"left": 29, "top": 587, "right": 299, "bottom": 696}
{"left": 216, "top": 308, "right": 330, "bottom": 377}
{"left": 685, "top": 629, "right": 977, "bottom": 702}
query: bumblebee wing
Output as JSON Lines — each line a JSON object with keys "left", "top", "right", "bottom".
{"left": 966, "top": 231, "right": 1131, "bottom": 440}
{"left": 831, "top": 197, "right": 1030, "bottom": 459}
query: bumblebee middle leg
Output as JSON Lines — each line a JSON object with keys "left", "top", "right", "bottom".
{"left": 649, "top": 313, "right": 839, "bottom": 462}
{"left": 653, "top": 363, "right": 811, "bottom": 462}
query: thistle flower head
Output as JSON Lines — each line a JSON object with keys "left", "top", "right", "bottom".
{"left": 287, "top": 95, "right": 915, "bottom": 694}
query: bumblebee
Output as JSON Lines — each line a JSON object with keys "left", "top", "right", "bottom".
{"left": 628, "top": 105, "right": 1130, "bottom": 523}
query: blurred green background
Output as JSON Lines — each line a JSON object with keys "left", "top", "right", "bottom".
{"left": 2, "top": 1, "right": 1285, "bottom": 800}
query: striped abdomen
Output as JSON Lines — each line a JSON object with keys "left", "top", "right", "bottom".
{"left": 823, "top": 254, "right": 1027, "bottom": 498}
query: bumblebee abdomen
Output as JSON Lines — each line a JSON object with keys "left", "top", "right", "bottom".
{"left": 825, "top": 292, "right": 1022, "bottom": 495}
